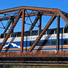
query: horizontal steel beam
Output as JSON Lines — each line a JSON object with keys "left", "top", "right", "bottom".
{"left": 0, "top": 12, "right": 54, "bottom": 21}
{"left": 0, "top": 51, "right": 68, "bottom": 58}
{"left": 0, "top": 6, "right": 61, "bottom": 14}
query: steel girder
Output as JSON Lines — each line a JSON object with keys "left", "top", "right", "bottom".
{"left": 0, "top": 6, "right": 68, "bottom": 52}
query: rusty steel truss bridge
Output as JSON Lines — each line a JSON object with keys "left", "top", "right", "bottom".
{"left": 0, "top": 6, "right": 68, "bottom": 66}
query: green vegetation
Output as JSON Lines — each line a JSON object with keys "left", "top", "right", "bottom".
{"left": 48, "top": 66, "right": 68, "bottom": 68}
{"left": 0, "top": 65, "right": 68, "bottom": 68}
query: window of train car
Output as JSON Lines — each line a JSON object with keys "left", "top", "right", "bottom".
{"left": 30, "top": 42, "right": 33, "bottom": 46}
{"left": 43, "top": 40, "right": 50, "bottom": 46}
{"left": 16, "top": 32, "right": 21, "bottom": 37}
{"left": 64, "top": 28, "right": 68, "bottom": 33}
{"left": 60, "top": 28, "right": 63, "bottom": 33}
{"left": 0, "top": 34, "right": 11, "bottom": 38}
{"left": 16, "top": 32, "right": 30, "bottom": 37}
{"left": 64, "top": 40, "right": 68, "bottom": 45}
{"left": 38, "top": 30, "right": 42, "bottom": 35}
{"left": 31, "top": 31, "right": 38, "bottom": 36}
{"left": 37, "top": 41, "right": 42, "bottom": 46}
{"left": 47, "top": 29, "right": 54, "bottom": 34}
{"left": 11, "top": 33, "right": 16, "bottom": 37}
{"left": 51, "top": 40, "right": 56, "bottom": 45}
{"left": 30, "top": 41, "right": 42, "bottom": 46}
{"left": 30, "top": 40, "right": 50, "bottom": 46}
{"left": 55, "top": 28, "right": 63, "bottom": 34}
{"left": 24, "top": 31, "right": 30, "bottom": 36}
{"left": 0, "top": 34, "right": 3, "bottom": 38}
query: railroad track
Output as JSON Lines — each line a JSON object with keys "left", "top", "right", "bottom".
{"left": 0, "top": 57, "right": 68, "bottom": 66}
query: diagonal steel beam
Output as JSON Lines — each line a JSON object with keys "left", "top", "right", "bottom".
{"left": 3, "top": 20, "right": 12, "bottom": 34}
{"left": 0, "top": 10, "right": 22, "bottom": 52}
{"left": 29, "top": 13, "right": 57, "bottom": 52}
{"left": 58, "top": 11, "right": 68, "bottom": 25}
{"left": 64, "top": 24, "right": 68, "bottom": 28}
{"left": 29, "top": 16, "right": 39, "bottom": 31}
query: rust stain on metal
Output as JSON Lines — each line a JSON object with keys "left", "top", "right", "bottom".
{"left": 21, "top": 9, "right": 25, "bottom": 52}
{"left": 0, "top": 51, "right": 68, "bottom": 57}
{"left": 0, "top": 6, "right": 60, "bottom": 14}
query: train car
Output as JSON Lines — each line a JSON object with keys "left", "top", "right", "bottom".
{"left": 0, "top": 27, "right": 68, "bottom": 52}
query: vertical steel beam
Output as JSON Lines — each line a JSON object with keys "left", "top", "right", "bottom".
{"left": 0, "top": 10, "right": 22, "bottom": 52}
{"left": 39, "top": 15, "right": 41, "bottom": 30}
{"left": 29, "top": 13, "right": 56, "bottom": 52}
{"left": 56, "top": 14, "right": 60, "bottom": 51}
{"left": 38, "top": 15, "right": 42, "bottom": 35}
{"left": 21, "top": 9, "right": 25, "bottom": 52}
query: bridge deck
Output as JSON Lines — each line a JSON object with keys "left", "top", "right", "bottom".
{"left": 0, "top": 50, "right": 68, "bottom": 57}
{"left": 0, "top": 50, "right": 68, "bottom": 66}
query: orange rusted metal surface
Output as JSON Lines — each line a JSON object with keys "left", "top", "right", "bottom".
{"left": 0, "top": 6, "right": 60, "bottom": 14}
{"left": 21, "top": 9, "right": 25, "bottom": 52}
{"left": 0, "top": 51, "right": 68, "bottom": 57}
